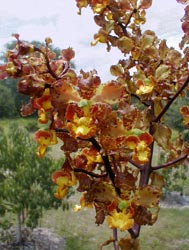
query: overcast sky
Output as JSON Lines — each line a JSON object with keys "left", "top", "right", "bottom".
{"left": 0, "top": 0, "right": 185, "bottom": 81}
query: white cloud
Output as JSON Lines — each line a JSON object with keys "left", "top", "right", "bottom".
{"left": 0, "top": 0, "right": 72, "bottom": 19}
{"left": 143, "top": 0, "right": 184, "bottom": 46}
{"left": 0, "top": 0, "right": 186, "bottom": 81}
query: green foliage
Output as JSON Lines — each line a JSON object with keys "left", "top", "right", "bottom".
{"left": 182, "top": 129, "right": 189, "bottom": 141}
{"left": 164, "top": 95, "right": 189, "bottom": 133}
{"left": 24, "top": 119, "right": 39, "bottom": 132}
{"left": 0, "top": 81, "right": 17, "bottom": 117}
{"left": 0, "top": 124, "right": 63, "bottom": 228}
{"left": 0, "top": 77, "right": 30, "bottom": 118}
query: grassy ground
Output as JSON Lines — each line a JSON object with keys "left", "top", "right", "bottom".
{"left": 41, "top": 199, "right": 189, "bottom": 250}
{"left": 0, "top": 117, "right": 36, "bottom": 127}
{"left": 140, "top": 208, "right": 189, "bottom": 250}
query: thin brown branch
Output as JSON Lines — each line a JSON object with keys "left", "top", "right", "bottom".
{"left": 117, "top": 21, "right": 128, "bottom": 36}
{"left": 44, "top": 54, "right": 60, "bottom": 80}
{"left": 74, "top": 168, "right": 108, "bottom": 178}
{"left": 55, "top": 128, "right": 69, "bottom": 133}
{"left": 102, "top": 155, "right": 121, "bottom": 196}
{"left": 111, "top": 155, "right": 119, "bottom": 173}
{"left": 58, "top": 61, "right": 70, "bottom": 78}
{"left": 154, "top": 75, "right": 189, "bottom": 122}
{"left": 89, "top": 138, "right": 121, "bottom": 196}
{"left": 34, "top": 47, "right": 60, "bottom": 80}
{"left": 128, "top": 159, "right": 143, "bottom": 169}
{"left": 54, "top": 133, "right": 121, "bottom": 196}
{"left": 131, "top": 93, "right": 151, "bottom": 107}
{"left": 106, "top": 5, "right": 136, "bottom": 37}
{"left": 128, "top": 224, "right": 141, "bottom": 239}
{"left": 89, "top": 137, "right": 102, "bottom": 151}
{"left": 113, "top": 228, "right": 119, "bottom": 250}
{"left": 118, "top": 9, "right": 137, "bottom": 36}
{"left": 152, "top": 154, "right": 188, "bottom": 171}
{"left": 99, "top": 238, "right": 114, "bottom": 250}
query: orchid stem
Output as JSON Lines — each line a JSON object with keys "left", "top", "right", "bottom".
{"left": 113, "top": 228, "right": 119, "bottom": 250}
{"left": 152, "top": 154, "right": 188, "bottom": 170}
{"left": 154, "top": 75, "right": 189, "bottom": 122}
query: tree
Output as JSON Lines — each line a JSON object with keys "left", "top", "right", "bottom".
{"left": 0, "top": 124, "right": 63, "bottom": 242}
{"left": 164, "top": 95, "right": 189, "bottom": 133}
{"left": 0, "top": 81, "right": 17, "bottom": 117}
{"left": 0, "top": 0, "right": 189, "bottom": 249}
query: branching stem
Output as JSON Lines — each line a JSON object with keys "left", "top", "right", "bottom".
{"left": 152, "top": 154, "right": 188, "bottom": 170}
{"left": 74, "top": 168, "right": 108, "bottom": 178}
{"left": 113, "top": 228, "right": 119, "bottom": 250}
{"left": 89, "top": 137, "right": 121, "bottom": 196}
{"left": 154, "top": 75, "right": 189, "bottom": 122}
{"left": 35, "top": 47, "right": 60, "bottom": 80}
{"left": 128, "top": 159, "right": 143, "bottom": 169}
{"left": 128, "top": 131, "right": 154, "bottom": 238}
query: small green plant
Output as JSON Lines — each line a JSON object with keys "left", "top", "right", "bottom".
{"left": 0, "top": 124, "right": 64, "bottom": 242}
{"left": 0, "top": 220, "right": 14, "bottom": 245}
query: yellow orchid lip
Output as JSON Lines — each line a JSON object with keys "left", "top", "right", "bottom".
{"left": 107, "top": 209, "right": 134, "bottom": 231}
{"left": 133, "top": 142, "right": 151, "bottom": 164}
{"left": 34, "top": 129, "right": 58, "bottom": 157}
{"left": 33, "top": 88, "right": 53, "bottom": 111}
{"left": 136, "top": 79, "right": 154, "bottom": 95}
{"left": 125, "top": 135, "right": 140, "bottom": 150}
{"left": 54, "top": 186, "right": 68, "bottom": 199}
{"left": 92, "top": 1, "right": 108, "bottom": 14}
{"left": 56, "top": 176, "right": 70, "bottom": 186}
{"left": 125, "top": 133, "right": 153, "bottom": 164}
{"left": 66, "top": 103, "right": 96, "bottom": 139}
{"left": 38, "top": 108, "right": 48, "bottom": 124}
{"left": 67, "top": 118, "right": 96, "bottom": 139}
{"left": 52, "top": 159, "right": 77, "bottom": 199}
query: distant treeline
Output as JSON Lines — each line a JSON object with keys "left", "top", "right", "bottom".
{"left": 0, "top": 77, "right": 30, "bottom": 118}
